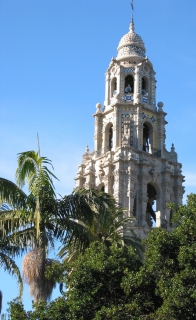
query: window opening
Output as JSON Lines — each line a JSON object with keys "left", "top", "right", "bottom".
{"left": 142, "top": 78, "right": 148, "bottom": 96}
{"left": 125, "top": 75, "right": 134, "bottom": 94}
{"left": 101, "top": 185, "right": 105, "bottom": 192}
{"left": 109, "top": 125, "right": 113, "bottom": 151}
{"left": 112, "top": 78, "right": 117, "bottom": 96}
{"left": 146, "top": 184, "right": 156, "bottom": 227}
{"left": 143, "top": 124, "right": 150, "bottom": 152}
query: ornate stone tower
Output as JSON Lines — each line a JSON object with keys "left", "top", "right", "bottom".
{"left": 75, "top": 17, "right": 184, "bottom": 237}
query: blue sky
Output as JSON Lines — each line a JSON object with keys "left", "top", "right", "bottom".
{"left": 0, "top": 0, "right": 196, "bottom": 314}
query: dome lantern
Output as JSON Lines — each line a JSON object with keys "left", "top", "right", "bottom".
{"left": 117, "top": 21, "right": 146, "bottom": 60}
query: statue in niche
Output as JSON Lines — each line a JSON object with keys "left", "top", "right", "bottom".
{"left": 125, "top": 83, "right": 132, "bottom": 93}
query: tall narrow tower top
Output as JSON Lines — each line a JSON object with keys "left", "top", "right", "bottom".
{"left": 131, "top": 0, "right": 134, "bottom": 23}
{"left": 117, "top": 20, "right": 146, "bottom": 60}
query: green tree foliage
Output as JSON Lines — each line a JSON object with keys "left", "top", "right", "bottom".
{"left": 7, "top": 194, "right": 196, "bottom": 319}
{"left": 0, "top": 149, "right": 59, "bottom": 302}
{"left": 58, "top": 188, "right": 143, "bottom": 263}
{"left": 122, "top": 193, "right": 196, "bottom": 319}
{"left": 64, "top": 242, "right": 142, "bottom": 320}
{"left": 0, "top": 237, "right": 23, "bottom": 299}
{"left": 1, "top": 147, "right": 137, "bottom": 303}
{"left": 7, "top": 242, "right": 142, "bottom": 320}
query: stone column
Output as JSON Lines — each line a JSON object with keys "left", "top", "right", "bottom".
{"left": 94, "top": 104, "right": 103, "bottom": 157}
{"left": 113, "top": 106, "right": 119, "bottom": 150}
{"left": 149, "top": 72, "right": 156, "bottom": 105}
{"left": 134, "top": 65, "right": 140, "bottom": 100}
{"left": 136, "top": 105, "right": 143, "bottom": 151}
{"left": 138, "top": 174, "right": 149, "bottom": 227}
{"left": 102, "top": 123, "right": 107, "bottom": 154}
{"left": 161, "top": 168, "right": 172, "bottom": 228}
{"left": 127, "top": 171, "right": 136, "bottom": 217}
{"left": 74, "top": 164, "right": 85, "bottom": 188}
{"left": 116, "top": 69, "right": 121, "bottom": 94}
{"left": 113, "top": 169, "right": 120, "bottom": 204}
{"left": 104, "top": 72, "right": 110, "bottom": 107}
{"left": 173, "top": 184, "right": 184, "bottom": 205}
{"left": 157, "top": 102, "right": 166, "bottom": 155}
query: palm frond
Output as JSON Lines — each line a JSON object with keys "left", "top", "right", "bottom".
{"left": 57, "top": 189, "right": 143, "bottom": 262}
{"left": 16, "top": 151, "right": 39, "bottom": 188}
{"left": 0, "top": 252, "right": 23, "bottom": 298}
{"left": 0, "top": 178, "right": 27, "bottom": 208}
{"left": 16, "top": 151, "right": 58, "bottom": 198}
{"left": 0, "top": 205, "right": 34, "bottom": 236}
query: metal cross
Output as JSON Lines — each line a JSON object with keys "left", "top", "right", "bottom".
{"left": 131, "top": 0, "right": 134, "bottom": 22}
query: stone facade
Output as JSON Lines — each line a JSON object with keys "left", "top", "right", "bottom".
{"left": 75, "top": 20, "right": 185, "bottom": 238}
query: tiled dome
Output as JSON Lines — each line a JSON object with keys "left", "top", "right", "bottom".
{"left": 117, "top": 22, "right": 146, "bottom": 59}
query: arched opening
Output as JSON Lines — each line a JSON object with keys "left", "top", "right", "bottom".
{"left": 109, "top": 125, "right": 113, "bottom": 151}
{"left": 143, "top": 122, "right": 153, "bottom": 153}
{"left": 143, "top": 123, "right": 150, "bottom": 152}
{"left": 111, "top": 77, "right": 117, "bottom": 97}
{"left": 101, "top": 185, "right": 105, "bottom": 192}
{"left": 142, "top": 77, "right": 148, "bottom": 96}
{"left": 125, "top": 75, "right": 134, "bottom": 94}
{"left": 146, "top": 183, "right": 157, "bottom": 227}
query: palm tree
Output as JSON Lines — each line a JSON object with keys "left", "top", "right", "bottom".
{"left": 57, "top": 188, "right": 143, "bottom": 263}
{"left": 0, "top": 148, "right": 143, "bottom": 302}
{"left": 0, "top": 148, "right": 59, "bottom": 302}
{"left": 0, "top": 235, "right": 23, "bottom": 299}
{"left": 0, "top": 204, "right": 23, "bottom": 299}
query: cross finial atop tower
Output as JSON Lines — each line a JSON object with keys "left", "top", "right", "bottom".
{"left": 131, "top": 0, "right": 134, "bottom": 23}
{"left": 129, "top": 0, "right": 135, "bottom": 33}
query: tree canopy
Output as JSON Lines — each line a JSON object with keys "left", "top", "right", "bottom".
{"left": 6, "top": 193, "right": 196, "bottom": 320}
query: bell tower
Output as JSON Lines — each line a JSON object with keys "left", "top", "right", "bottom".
{"left": 75, "top": 15, "right": 184, "bottom": 237}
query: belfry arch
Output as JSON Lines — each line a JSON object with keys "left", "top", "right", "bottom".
{"left": 125, "top": 75, "right": 134, "bottom": 93}
{"left": 142, "top": 76, "right": 149, "bottom": 96}
{"left": 146, "top": 183, "right": 159, "bottom": 227}
{"left": 111, "top": 77, "right": 117, "bottom": 97}
{"left": 103, "top": 122, "right": 113, "bottom": 152}
{"left": 143, "top": 121, "right": 153, "bottom": 153}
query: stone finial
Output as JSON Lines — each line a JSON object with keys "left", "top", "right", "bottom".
{"left": 129, "top": 21, "right": 135, "bottom": 33}
{"left": 96, "top": 103, "right": 102, "bottom": 113}
{"left": 171, "top": 143, "right": 175, "bottom": 152}
{"left": 157, "top": 101, "right": 164, "bottom": 112}
{"left": 85, "top": 145, "right": 89, "bottom": 154}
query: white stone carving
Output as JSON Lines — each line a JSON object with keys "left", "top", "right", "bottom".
{"left": 74, "top": 15, "right": 184, "bottom": 239}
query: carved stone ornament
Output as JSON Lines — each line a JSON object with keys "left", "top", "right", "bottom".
{"left": 134, "top": 92, "right": 141, "bottom": 104}
{"left": 139, "top": 194, "right": 148, "bottom": 203}
{"left": 96, "top": 103, "right": 102, "bottom": 113}
{"left": 149, "top": 168, "right": 160, "bottom": 182}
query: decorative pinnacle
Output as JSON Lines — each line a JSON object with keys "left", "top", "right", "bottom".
{"left": 85, "top": 145, "right": 89, "bottom": 154}
{"left": 129, "top": 21, "right": 135, "bottom": 33}
{"left": 129, "top": 0, "right": 134, "bottom": 32}
{"left": 171, "top": 143, "right": 175, "bottom": 152}
{"left": 131, "top": 0, "right": 134, "bottom": 22}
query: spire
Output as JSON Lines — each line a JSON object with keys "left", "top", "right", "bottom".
{"left": 131, "top": 0, "right": 134, "bottom": 23}
{"left": 129, "top": 21, "right": 135, "bottom": 33}
{"left": 129, "top": 1, "right": 135, "bottom": 33}
{"left": 85, "top": 145, "right": 89, "bottom": 154}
